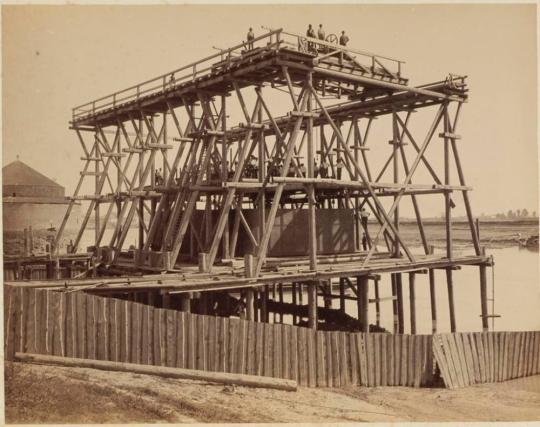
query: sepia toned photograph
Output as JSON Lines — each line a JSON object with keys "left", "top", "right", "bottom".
{"left": 2, "top": 2, "right": 539, "bottom": 424}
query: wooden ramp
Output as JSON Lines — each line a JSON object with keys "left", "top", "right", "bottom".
{"left": 432, "top": 332, "right": 540, "bottom": 389}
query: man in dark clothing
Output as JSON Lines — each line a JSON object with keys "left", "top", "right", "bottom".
{"left": 247, "top": 28, "right": 255, "bottom": 50}
{"left": 306, "top": 24, "right": 316, "bottom": 52}
{"left": 339, "top": 30, "right": 350, "bottom": 46}
{"left": 336, "top": 158, "right": 344, "bottom": 180}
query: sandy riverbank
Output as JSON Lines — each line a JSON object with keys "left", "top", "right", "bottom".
{"left": 4, "top": 360, "right": 540, "bottom": 423}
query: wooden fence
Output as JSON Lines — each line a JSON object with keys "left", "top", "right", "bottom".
{"left": 7, "top": 286, "right": 539, "bottom": 388}
{"left": 4, "top": 285, "right": 434, "bottom": 387}
{"left": 433, "top": 332, "right": 540, "bottom": 389}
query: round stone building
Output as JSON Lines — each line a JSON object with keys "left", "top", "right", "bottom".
{"left": 2, "top": 160, "right": 80, "bottom": 231}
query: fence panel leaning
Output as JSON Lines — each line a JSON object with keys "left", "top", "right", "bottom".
{"left": 9, "top": 286, "right": 540, "bottom": 388}
{"left": 432, "top": 332, "right": 540, "bottom": 388}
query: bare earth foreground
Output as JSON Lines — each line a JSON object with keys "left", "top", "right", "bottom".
{"left": 4, "top": 361, "right": 540, "bottom": 424}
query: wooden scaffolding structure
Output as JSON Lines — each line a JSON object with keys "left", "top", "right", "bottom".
{"left": 49, "top": 28, "right": 493, "bottom": 333}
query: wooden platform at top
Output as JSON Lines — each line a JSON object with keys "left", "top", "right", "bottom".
{"left": 5, "top": 251, "right": 491, "bottom": 294}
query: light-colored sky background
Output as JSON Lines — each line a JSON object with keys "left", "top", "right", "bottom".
{"left": 2, "top": 3, "right": 538, "bottom": 217}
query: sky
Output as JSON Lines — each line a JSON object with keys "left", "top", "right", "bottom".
{"left": 2, "top": 3, "right": 538, "bottom": 218}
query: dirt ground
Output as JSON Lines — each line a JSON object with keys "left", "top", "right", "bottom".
{"left": 4, "top": 361, "right": 540, "bottom": 424}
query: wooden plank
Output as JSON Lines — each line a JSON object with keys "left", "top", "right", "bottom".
{"left": 386, "top": 334, "right": 394, "bottom": 386}
{"left": 357, "top": 333, "right": 367, "bottom": 386}
{"left": 461, "top": 333, "right": 476, "bottom": 385}
{"left": 325, "top": 331, "right": 333, "bottom": 387}
{"left": 212, "top": 316, "right": 221, "bottom": 373}
{"left": 245, "top": 320, "right": 254, "bottom": 375}
{"left": 454, "top": 333, "right": 470, "bottom": 386}
{"left": 380, "top": 333, "right": 387, "bottom": 386}
{"left": 33, "top": 289, "right": 44, "bottom": 355}
{"left": 535, "top": 331, "right": 540, "bottom": 375}
{"left": 255, "top": 321, "right": 264, "bottom": 377}
{"left": 349, "top": 333, "right": 358, "bottom": 386}
{"left": 4, "top": 287, "right": 17, "bottom": 360}
{"left": 442, "top": 334, "right": 461, "bottom": 388}
{"left": 338, "top": 332, "right": 348, "bottom": 386}
{"left": 239, "top": 319, "right": 248, "bottom": 375}
{"left": 281, "top": 325, "right": 290, "bottom": 380}
{"left": 75, "top": 292, "right": 86, "bottom": 359}
{"left": 476, "top": 332, "right": 487, "bottom": 383}
{"left": 519, "top": 331, "right": 527, "bottom": 378}
{"left": 314, "top": 331, "right": 325, "bottom": 387}
{"left": 296, "top": 327, "right": 307, "bottom": 386}
{"left": 413, "top": 335, "right": 422, "bottom": 387}
{"left": 507, "top": 332, "right": 516, "bottom": 380}
{"left": 526, "top": 331, "right": 533, "bottom": 377}
{"left": 393, "top": 334, "right": 401, "bottom": 386}
{"left": 289, "top": 324, "right": 299, "bottom": 383}
{"left": 95, "top": 297, "right": 105, "bottom": 361}
{"left": 408, "top": 334, "right": 417, "bottom": 387}
{"left": 166, "top": 310, "right": 177, "bottom": 368}
{"left": 493, "top": 332, "right": 500, "bottom": 381}
{"left": 431, "top": 334, "right": 453, "bottom": 389}
{"left": 176, "top": 311, "right": 186, "bottom": 368}
{"left": 532, "top": 331, "right": 539, "bottom": 376}
{"left": 186, "top": 313, "right": 196, "bottom": 370}
{"left": 118, "top": 299, "right": 127, "bottom": 363}
{"left": 499, "top": 332, "right": 507, "bottom": 381}
{"left": 221, "top": 317, "right": 230, "bottom": 373}
{"left": 330, "top": 331, "right": 340, "bottom": 387}
{"left": 139, "top": 303, "right": 149, "bottom": 365}
{"left": 25, "top": 288, "right": 36, "bottom": 354}
{"left": 366, "top": 332, "right": 375, "bottom": 387}
{"left": 262, "top": 322, "right": 272, "bottom": 377}
{"left": 146, "top": 304, "right": 154, "bottom": 366}
{"left": 512, "top": 332, "right": 521, "bottom": 379}
{"left": 153, "top": 307, "right": 162, "bottom": 366}
{"left": 400, "top": 334, "right": 408, "bottom": 386}
{"left": 273, "top": 324, "right": 282, "bottom": 379}
{"left": 207, "top": 315, "right": 216, "bottom": 373}
{"left": 488, "top": 332, "right": 495, "bottom": 382}
{"left": 197, "top": 314, "right": 206, "bottom": 371}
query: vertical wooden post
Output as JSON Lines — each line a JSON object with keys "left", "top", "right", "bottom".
{"left": 307, "top": 282, "right": 317, "bottom": 329}
{"left": 391, "top": 273, "right": 398, "bottom": 333}
{"left": 261, "top": 285, "right": 269, "bottom": 323}
{"left": 374, "top": 277, "right": 381, "bottom": 327}
{"left": 357, "top": 276, "right": 369, "bottom": 333}
{"left": 480, "top": 264, "right": 489, "bottom": 332}
{"left": 95, "top": 134, "right": 101, "bottom": 246}
{"left": 392, "top": 109, "right": 400, "bottom": 258}
{"left": 396, "top": 273, "right": 404, "bottom": 334}
{"left": 409, "top": 272, "right": 416, "bottom": 334}
{"left": 339, "top": 278, "right": 345, "bottom": 313}
{"left": 198, "top": 252, "right": 208, "bottom": 273}
{"left": 244, "top": 254, "right": 255, "bottom": 321}
{"left": 291, "top": 282, "right": 297, "bottom": 325}
{"left": 278, "top": 284, "right": 284, "bottom": 323}
{"left": 429, "top": 245, "right": 437, "bottom": 334}
{"left": 221, "top": 95, "right": 230, "bottom": 260}
{"left": 446, "top": 268, "right": 456, "bottom": 332}
{"left": 162, "top": 292, "right": 171, "bottom": 309}
{"left": 180, "top": 292, "right": 191, "bottom": 312}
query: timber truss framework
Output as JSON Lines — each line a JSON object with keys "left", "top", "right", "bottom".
{"left": 54, "top": 28, "right": 494, "bottom": 332}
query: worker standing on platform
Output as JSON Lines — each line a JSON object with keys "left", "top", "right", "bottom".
{"left": 300, "top": 163, "right": 307, "bottom": 177}
{"left": 306, "top": 24, "right": 316, "bottom": 52}
{"left": 360, "top": 207, "right": 370, "bottom": 233}
{"left": 336, "top": 158, "right": 344, "bottom": 179}
{"left": 247, "top": 28, "right": 255, "bottom": 50}
{"left": 339, "top": 30, "right": 349, "bottom": 46}
{"left": 320, "top": 158, "right": 329, "bottom": 178}
{"left": 317, "top": 24, "right": 326, "bottom": 51}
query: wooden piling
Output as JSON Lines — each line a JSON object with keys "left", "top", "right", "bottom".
{"left": 374, "top": 278, "right": 381, "bottom": 327}
{"left": 446, "top": 268, "right": 456, "bottom": 332}
{"left": 409, "top": 272, "right": 416, "bottom": 334}
{"left": 429, "top": 246, "right": 437, "bottom": 334}
{"left": 396, "top": 273, "right": 404, "bottom": 334}
{"left": 308, "top": 282, "right": 317, "bottom": 329}
{"left": 358, "top": 276, "right": 369, "bottom": 333}
{"left": 391, "top": 274, "right": 398, "bottom": 334}
{"left": 480, "top": 264, "right": 489, "bottom": 332}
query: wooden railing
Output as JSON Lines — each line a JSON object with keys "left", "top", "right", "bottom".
{"left": 71, "top": 28, "right": 405, "bottom": 122}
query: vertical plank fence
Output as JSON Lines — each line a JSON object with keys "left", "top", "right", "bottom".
{"left": 7, "top": 286, "right": 538, "bottom": 388}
